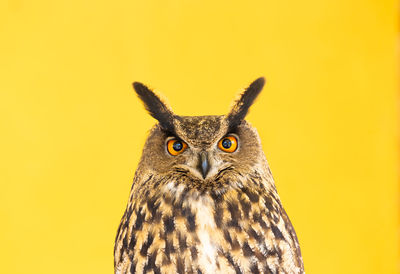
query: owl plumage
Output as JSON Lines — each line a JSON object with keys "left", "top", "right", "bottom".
{"left": 114, "top": 78, "right": 304, "bottom": 274}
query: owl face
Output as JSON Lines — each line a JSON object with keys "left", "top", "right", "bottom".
{"left": 139, "top": 115, "right": 264, "bottom": 184}
{"left": 133, "top": 78, "right": 266, "bottom": 189}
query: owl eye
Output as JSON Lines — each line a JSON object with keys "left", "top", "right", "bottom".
{"left": 167, "top": 139, "right": 188, "bottom": 156}
{"left": 218, "top": 135, "right": 238, "bottom": 153}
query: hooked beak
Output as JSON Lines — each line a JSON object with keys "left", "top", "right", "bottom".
{"left": 198, "top": 152, "right": 210, "bottom": 179}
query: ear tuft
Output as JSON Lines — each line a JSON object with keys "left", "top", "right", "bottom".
{"left": 226, "top": 77, "right": 265, "bottom": 130}
{"left": 133, "top": 82, "right": 175, "bottom": 132}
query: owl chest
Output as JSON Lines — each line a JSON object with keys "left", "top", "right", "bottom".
{"left": 118, "top": 195, "right": 300, "bottom": 274}
{"left": 117, "top": 177, "right": 303, "bottom": 273}
{"left": 186, "top": 199, "right": 220, "bottom": 273}
{"left": 146, "top": 196, "right": 235, "bottom": 273}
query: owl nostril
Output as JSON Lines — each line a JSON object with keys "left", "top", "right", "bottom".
{"left": 198, "top": 152, "right": 210, "bottom": 179}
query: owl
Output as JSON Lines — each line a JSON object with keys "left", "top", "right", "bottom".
{"left": 114, "top": 78, "right": 304, "bottom": 274}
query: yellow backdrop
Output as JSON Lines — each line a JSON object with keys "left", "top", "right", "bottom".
{"left": 0, "top": 0, "right": 398, "bottom": 273}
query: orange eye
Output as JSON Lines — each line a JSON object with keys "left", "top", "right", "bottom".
{"left": 218, "top": 136, "right": 238, "bottom": 153}
{"left": 167, "top": 139, "right": 187, "bottom": 156}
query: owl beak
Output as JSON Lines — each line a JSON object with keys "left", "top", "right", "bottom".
{"left": 198, "top": 152, "right": 210, "bottom": 179}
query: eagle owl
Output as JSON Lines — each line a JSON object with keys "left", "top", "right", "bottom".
{"left": 114, "top": 78, "right": 304, "bottom": 274}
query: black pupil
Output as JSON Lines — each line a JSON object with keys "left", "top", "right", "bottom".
{"left": 222, "top": 138, "right": 232, "bottom": 149}
{"left": 173, "top": 141, "right": 183, "bottom": 151}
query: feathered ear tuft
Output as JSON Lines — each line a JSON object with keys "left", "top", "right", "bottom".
{"left": 133, "top": 82, "right": 175, "bottom": 132}
{"left": 226, "top": 77, "right": 265, "bottom": 130}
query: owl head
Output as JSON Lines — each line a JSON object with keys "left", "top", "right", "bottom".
{"left": 133, "top": 78, "right": 268, "bottom": 191}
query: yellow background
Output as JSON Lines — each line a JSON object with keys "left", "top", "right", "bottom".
{"left": 0, "top": 0, "right": 398, "bottom": 273}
